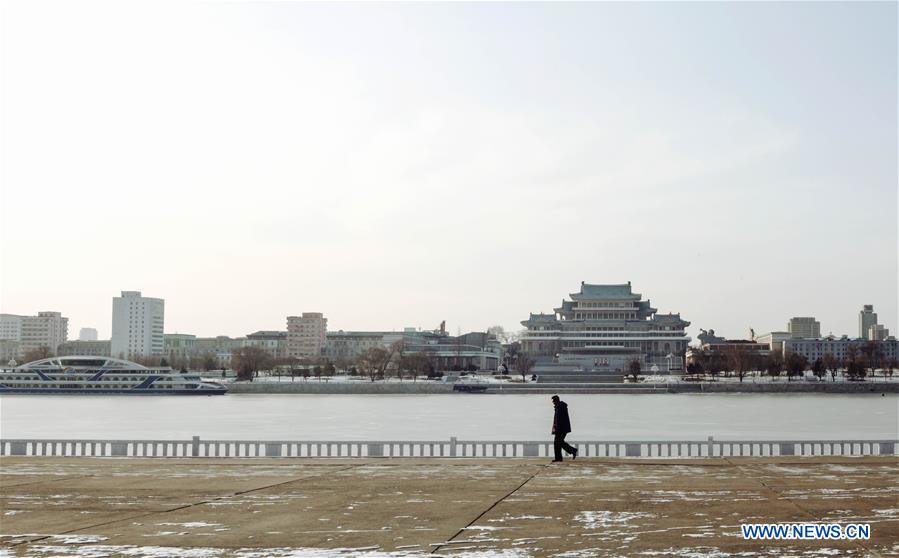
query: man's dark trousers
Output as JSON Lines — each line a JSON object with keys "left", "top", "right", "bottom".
{"left": 554, "top": 433, "right": 576, "bottom": 461}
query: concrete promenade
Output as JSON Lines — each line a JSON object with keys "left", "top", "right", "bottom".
{"left": 2, "top": 457, "right": 897, "bottom": 557}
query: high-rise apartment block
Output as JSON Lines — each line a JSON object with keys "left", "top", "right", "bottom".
{"left": 79, "top": 328, "right": 98, "bottom": 341}
{"left": 859, "top": 305, "right": 878, "bottom": 340}
{"left": 287, "top": 313, "right": 327, "bottom": 358}
{"left": 19, "top": 312, "right": 69, "bottom": 355}
{"left": 111, "top": 291, "right": 164, "bottom": 358}
{"left": 787, "top": 317, "right": 820, "bottom": 339}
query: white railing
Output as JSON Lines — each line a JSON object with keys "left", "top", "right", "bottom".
{"left": 0, "top": 437, "right": 895, "bottom": 458}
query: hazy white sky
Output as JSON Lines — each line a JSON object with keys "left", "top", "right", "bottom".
{"left": 1, "top": 1, "right": 896, "bottom": 341}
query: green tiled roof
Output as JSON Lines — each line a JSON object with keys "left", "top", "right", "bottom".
{"left": 571, "top": 282, "right": 639, "bottom": 299}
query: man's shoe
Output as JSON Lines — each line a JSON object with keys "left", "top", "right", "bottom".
{"left": 572, "top": 448, "right": 578, "bottom": 460}
{"left": 551, "top": 459, "right": 563, "bottom": 463}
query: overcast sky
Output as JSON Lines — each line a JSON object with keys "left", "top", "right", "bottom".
{"left": 1, "top": 1, "right": 896, "bottom": 341}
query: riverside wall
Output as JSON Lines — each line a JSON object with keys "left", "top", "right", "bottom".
{"left": 227, "top": 381, "right": 455, "bottom": 394}
{"left": 224, "top": 380, "right": 899, "bottom": 394}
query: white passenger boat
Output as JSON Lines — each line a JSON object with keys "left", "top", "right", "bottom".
{"left": 0, "top": 356, "right": 227, "bottom": 395}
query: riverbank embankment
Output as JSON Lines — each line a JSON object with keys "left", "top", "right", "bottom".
{"left": 224, "top": 380, "right": 899, "bottom": 394}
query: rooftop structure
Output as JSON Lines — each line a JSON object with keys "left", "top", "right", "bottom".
{"left": 521, "top": 281, "right": 690, "bottom": 373}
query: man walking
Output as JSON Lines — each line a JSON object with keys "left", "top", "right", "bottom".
{"left": 551, "top": 395, "right": 578, "bottom": 462}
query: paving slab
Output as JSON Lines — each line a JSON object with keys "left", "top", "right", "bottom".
{"left": 0, "top": 456, "right": 896, "bottom": 557}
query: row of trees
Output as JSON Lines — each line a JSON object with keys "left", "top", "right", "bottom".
{"left": 230, "top": 342, "right": 444, "bottom": 383}
{"left": 687, "top": 343, "right": 897, "bottom": 382}
{"left": 351, "top": 342, "right": 441, "bottom": 382}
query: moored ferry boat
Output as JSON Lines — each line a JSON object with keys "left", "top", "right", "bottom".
{"left": 0, "top": 356, "right": 227, "bottom": 395}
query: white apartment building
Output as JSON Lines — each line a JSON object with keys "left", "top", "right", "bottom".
{"left": 111, "top": 291, "right": 165, "bottom": 358}
{"left": 20, "top": 312, "right": 69, "bottom": 355}
{"left": 286, "top": 313, "right": 327, "bottom": 359}
{"left": 787, "top": 317, "right": 820, "bottom": 339}
{"left": 79, "top": 328, "right": 98, "bottom": 341}
{"left": 0, "top": 314, "right": 24, "bottom": 341}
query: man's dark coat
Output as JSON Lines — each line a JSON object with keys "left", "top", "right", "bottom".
{"left": 553, "top": 400, "right": 572, "bottom": 434}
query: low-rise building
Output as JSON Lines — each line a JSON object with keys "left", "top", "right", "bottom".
{"left": 325, "top": 331, "right": 401, "bottom": 361}
{"left": 245, "top": 330, "right": 288, "bottom": 359}
{"left": 192, "top": 336, "right": 244, "bottom": 355}
{"left": 783, "top": 337, "right": 899, "bottom": 363}
{"left": 401, "top": 329, "right": 503, "bottom": 372}
{"left": 755, "top": 331, "right": 792, "bottom": 355}
{"left": 324, "top": 328, "right": 503, "bottom": 371}
{"left": 57, "top": 340, "right": 111, "bottom": 357}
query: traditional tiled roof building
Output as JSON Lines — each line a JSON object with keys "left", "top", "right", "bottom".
{"left": 520, "top": 281, "right": 690, "bottom": 373}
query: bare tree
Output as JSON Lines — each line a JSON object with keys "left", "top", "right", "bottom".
{"left": 821, "top": 353, "right": 841, "bottom": 382}
{"left": 885, "top": 358, "right": 897, "bottom": 380}
{"left": 627, "top": 357, "right": 642, "bottom": 382}
{"left": 232, "top": 346, "right": 272, "bottom": 381}
{"left": 811, "top": 358, "right": 826, "bottom": 381}
{"left": 357, "top": 347, "right": 389, "bottom": 382}
{"left": 845, "top": 344, "right": 865, "bottom": 381}
{"left": 199, "top": 352, "right": 218, "bottom": 371}
{"left": 22, "top": 346, "right": 53, "bottom": 363}
{"left": 861, "top": 341, "right": 883, "bottom": 380}
{"left": 487, "top": 325, "right": 508, "bottom": 344}
{"left": 324, "top": 360, "right": 336, "bottom": 380}
{"left": 784, "top": 352, "right": 808, "bottom": 381}
{"left": 765, "top": 351, "right": 783, "bottom": 380}
{"left": 388, "top": 341, "right": 405, "bottom": 381}
{"left": 724, "top": 345, "right": 752, "bottom": 383}
{"left": 515, "top": 352, "right": 535, "bottom": 382}
{"left": 400, "top": 352, "right": 430, "bottom": 381}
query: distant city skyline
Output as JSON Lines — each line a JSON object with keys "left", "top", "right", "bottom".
{"left": 1, "top": 2, "right": 896, "bottom": 342}
{"left": 1, "top": 290, "right": 893, "bottom": 346}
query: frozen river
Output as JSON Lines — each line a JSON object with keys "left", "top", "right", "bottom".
{"left": 0, "top": 393, "right": 896, "bottom": 441}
